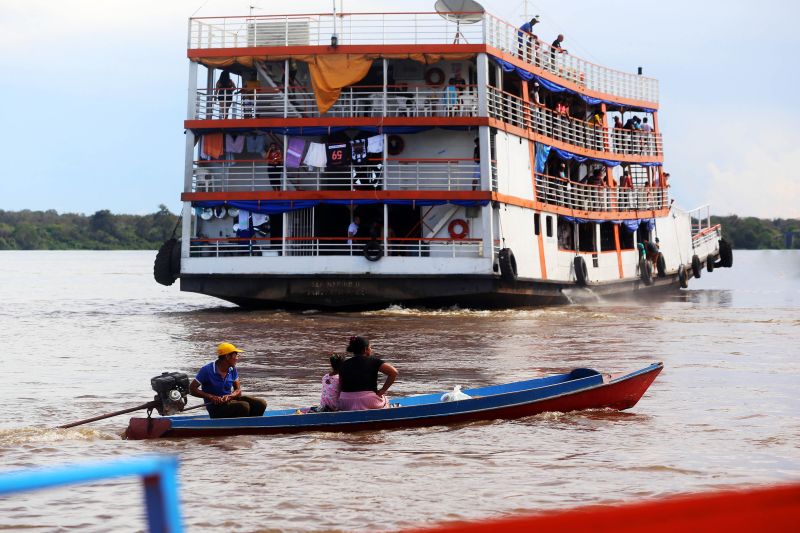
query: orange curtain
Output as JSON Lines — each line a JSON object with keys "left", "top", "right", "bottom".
{"left": 294, "top": 54, "right": 374, "bottom": 114}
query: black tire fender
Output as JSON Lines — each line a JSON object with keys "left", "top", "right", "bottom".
{"left": 363, "top": 240, "right": 383, "bottom": 262}
{"left": 574, "top": 255, "right": 588, "bottom": 286}
{"left": 678, "top": 264, "right": 689, "bottom": 289}
{"left": 656, "top": 252, "right": 666, "bottom": 278}
{"left": 692, "top": 254, "right": 702, "bottom": 279}
{"left": 707, "top": 257, "right": 715, "bottom": 273}
{"left": 154, "top": 238, "right": 180, "bottom": 286}
{"left": 639, "top": 257, "right": 653, "bottom": 285}
{"left": 498, "top": 248, "right": 518, "bottom": 282}
{"left": 719, "top": 238, "right": 733, "bottom": 268}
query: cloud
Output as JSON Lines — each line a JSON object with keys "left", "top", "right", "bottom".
{"left": 706, "top": 150, "right": 800, "bottom": 219}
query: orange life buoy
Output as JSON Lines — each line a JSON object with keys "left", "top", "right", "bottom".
{"left": 425, "top": 67, "right": 445, "bottom": 86}
{"left": 387, "top": 135, "right": 404, "bottom": 155}
{"left": 448, "top": 219, "right": 469, "bottom": 239}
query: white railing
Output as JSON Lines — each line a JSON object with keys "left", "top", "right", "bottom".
{"left": 692, "top": 224, "right": 721, "bottom": 249}
{"left": 189, "top": 237, "right": 484, "bottom": 258}
{"left": 194, "top": 85, "right": 479, "bottom": 119}
{"left": 487, "top": 87, "right": 662, "bottom": 156}
{"left": 188, "top": 12, "right": 658, "bottom": 104}
{"left": 193, "top": 159, "right": 495, "bottom": 192}
{"left": 534, "top": 173, "right": 669, "bottom": 212}
{"left": 688, "top": 204, "right": 712, "bottom": 236}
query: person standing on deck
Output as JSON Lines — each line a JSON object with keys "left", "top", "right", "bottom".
{"left": 347, "top": 215, "right": 361, "bottom": 250}
{"left": 190, "top": 343, "right": 267, "bottom": 419}
{"left": 550, "top": 34, "right": 568, "bottom": 69}
{"left": 517, "top": 16, "right": 540, "bottom": 60}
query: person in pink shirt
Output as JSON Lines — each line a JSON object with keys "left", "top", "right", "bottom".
{"left": 319, "top": 354, "right": 345, "bottom": 411}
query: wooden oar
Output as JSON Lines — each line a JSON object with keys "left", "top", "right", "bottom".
{"left": 58, "top": 402, "right": 207, "bottom": 429}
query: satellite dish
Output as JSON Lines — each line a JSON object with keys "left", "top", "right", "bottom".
{"left": 434, "top": 0, "right": 485, "bottom": 25}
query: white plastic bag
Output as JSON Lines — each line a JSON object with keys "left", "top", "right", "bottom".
{"left": 440, "top": 385, "right": 472, "bottom": 402}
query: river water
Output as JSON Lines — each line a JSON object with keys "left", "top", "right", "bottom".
{"left": 1, "top": 250, "right": 798, "bottom": 532}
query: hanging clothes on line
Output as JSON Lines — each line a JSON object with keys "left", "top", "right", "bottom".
{"left": 366, "top": 135, "right": 384, "bottom": 154}
{"left": 245, "top": 134, "right": 266, "bottom": 154}
{"left": 351, "top": 138, "right": 368, "bottom": 163}
{"left": 201, "top": 133, "right": 224, "bottom": 159}
{"left": 303, "top": 142, "right": 327, "bottom": 168}
{"left": 326, "top": 142, "right": 350, "bottom": 166}
{"left": 225, "top": 134, "right": 245, "bottom": 153}
{"left": 286, "top": 137, "right": 306, "bottom": 168}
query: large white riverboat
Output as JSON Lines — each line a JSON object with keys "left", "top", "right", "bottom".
{"left": 154, "top": 6, "right": 732, "bottom": 308}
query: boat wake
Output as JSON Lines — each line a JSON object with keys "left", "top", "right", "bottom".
{"left": 0, "top": 427, "right": 118, "bottom": 446}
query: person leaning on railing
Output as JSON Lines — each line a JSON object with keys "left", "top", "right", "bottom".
{"left": 550, "top": 34, "right": 568, "bottom": 70}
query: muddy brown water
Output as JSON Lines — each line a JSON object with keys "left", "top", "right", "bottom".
{"left": 1, "top": 250, "right": 798, "bottom": 532}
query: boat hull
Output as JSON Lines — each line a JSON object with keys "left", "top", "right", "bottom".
{"left": 180, "top": 273, "right": 679, "bottom": 310}
{"left": 125, "top": 363, "right": 662, "bottom": 440}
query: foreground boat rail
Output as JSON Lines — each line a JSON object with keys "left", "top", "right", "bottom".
{"left": 0, "top": 456, "right": 183, "bottom": 532}
{"left": 188, "top": 12, "right": 658, "bottom": 103}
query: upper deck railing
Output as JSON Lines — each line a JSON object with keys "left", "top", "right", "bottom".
{"left": 188, "top": 12, "right": 659, "bottom": 104}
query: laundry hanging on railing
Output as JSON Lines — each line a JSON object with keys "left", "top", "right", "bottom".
{"left": 491, "top": 56, "right": 656, "bottom": 112}
{"left": 535, "top": 143, "right": 551, "bottom": 173}
{"left": 294, "top": 54, "right": 374, "bottom": 114}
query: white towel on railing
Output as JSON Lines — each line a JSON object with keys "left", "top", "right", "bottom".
{"left": 303, "top": 142, "right": 327, "bottom": 168}
{"left": 238, "top": 210, "right": 250, "bottom": 229}
{"left": 367, "top": 135, "right": 383, "bottom": 153}
{"left": 252, "top": 213, "right": 268, "bottom": 227}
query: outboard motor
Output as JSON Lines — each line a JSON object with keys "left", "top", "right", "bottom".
{"left": 150, "top": 372, "right": 190, "bottom": 415}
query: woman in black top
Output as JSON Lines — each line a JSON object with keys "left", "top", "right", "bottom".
{"left": 337, "top": 336, "right": 398, "bottom": 411}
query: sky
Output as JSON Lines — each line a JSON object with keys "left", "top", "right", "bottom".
{"left": 1, "top": 0, "right": 798, "bottom": 218}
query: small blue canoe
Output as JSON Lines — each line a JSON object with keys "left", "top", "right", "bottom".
{"left": 125, "top": 363, "right": 662, "bottom": 439}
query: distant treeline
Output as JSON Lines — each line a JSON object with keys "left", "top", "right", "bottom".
{"left": 0, "top": 208, "right": 797, "bottom": 250}
{"left": 0, "top": 206, "right": 179, "bottom": 250}
{"left": 713, "top": 216, "right": 800, "bottom": 249}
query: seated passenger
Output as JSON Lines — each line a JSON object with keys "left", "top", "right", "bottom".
{"left": 319, "top": 354, "right": 345, "bottom": 412}
{"left": 337, "top": 336, "right": 398, "bottom": 411}
{"left": 190, "top": 342, "right": 267, "bottom": 419}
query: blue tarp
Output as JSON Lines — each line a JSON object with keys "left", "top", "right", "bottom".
{"left": 193, "top": 199, "right": 489, "bottom": 215}
{"left": 534, "top": 143, "right": 551, "bottom": 173}
{"left": 492, "top": 56, "right": 656, "bottom": 112}
{"left": 543, "top": 143, "right": 662, "bottom": 168}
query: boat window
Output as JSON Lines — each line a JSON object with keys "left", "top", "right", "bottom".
{"left": 578, "top": 223, "right": 596, "bottom": 253}
{"left": 619, "top": 224, "right": 635, "bottom": 250}
{"left": 557, "top": 217, "right": 574, "bottom": 251}
{"left": 546, "top": 216, "right": 553, "bottom": 238}
{"left": 599, "top": 222, "right": 616, "bottom": 251}
{"left": 534, "top": 213, "right": 540, "bottom": 235}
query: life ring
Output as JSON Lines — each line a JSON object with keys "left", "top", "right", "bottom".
{"left": 387, "top": 135, "right": 404, "bottom": 155}
{"left": 677, "top": 264, "right": 689, "bottom": 289}
{"left": 691, "top": 254, "right": 702, "bottom": 279}
{"left": 363, "top": 240, "right": 383, "bottom": 262}
{"left": 498, "top": 248, "right": 517, "bottom": 282}
{"left": 574, "top": 255, "right": 588, "bottom": 286}
{"left": 425, "top": 67, "right": 445, "bottom": 86}
{"left": 448, "top": 219, "right": 469, "bottom": 239}
{"left": 656, "top": 252, "right": 666, "bottom": 278}
{"left": 154, "top": 238, "right": 181, "bottom": 286}
{"left": 639, "top": 257, "right": 653, "bottom": 286}
{"left": 718, "top": 238, "right": 733, "bottom": 268}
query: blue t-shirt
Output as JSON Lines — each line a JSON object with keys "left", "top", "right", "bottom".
{"left": 195, "top": 361, "right": 238, "bottom": 396}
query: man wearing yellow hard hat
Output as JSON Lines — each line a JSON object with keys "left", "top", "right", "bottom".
{"left": 189, "top": 342, "right": 267, "bottom": 418}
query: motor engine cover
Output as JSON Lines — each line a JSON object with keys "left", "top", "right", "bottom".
{"left": 150, "top": 372, "right": 190, "bottom": 415}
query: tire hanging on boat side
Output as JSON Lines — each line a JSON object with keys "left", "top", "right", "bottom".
{"left": 718, "top": 238, "right": 733, "bottom": 268}
{"left": 678, "top": 264, "right": 689, "bottom": 288}
{"left": 656, "top": 252, "right": 666, "bottom": 278}
{"left": 573, "top": 255, "right": 588, "bottom": 286}
{"left": 707, "top": 256, "right": 715, "bottom": 273}
{"left": 363, "top": 241, "right": 383, "bottom": 262}
{"left": 639, "top": 257, "right": 653, "bottom": 286}
{"left": 154, "top": 238, "right": 181, "bottom": 286}
{"left": 691, "top": 254, "right": 702, "bottom": 279}
{"left": 498, "top": 248, "right": 517, "bottom": 282}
